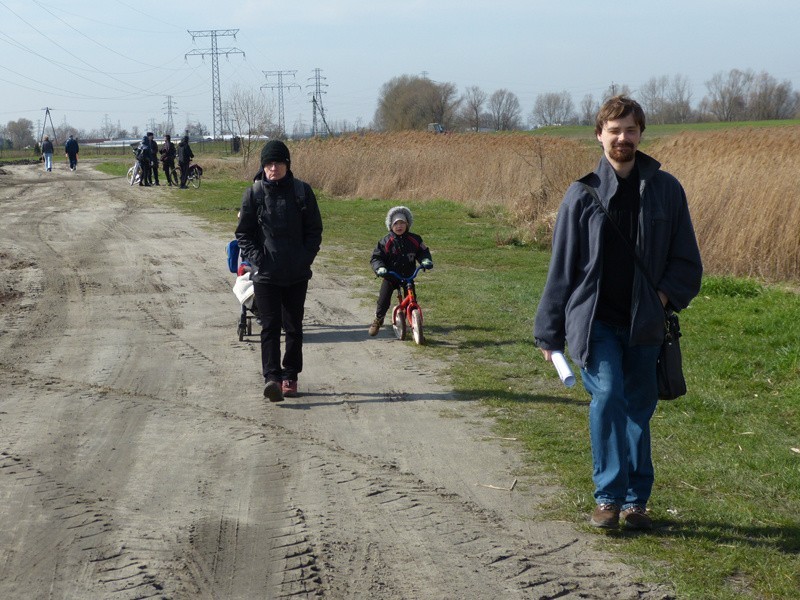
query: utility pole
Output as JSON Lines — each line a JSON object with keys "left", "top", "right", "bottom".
{"left": 39, "top": 107, "right": 58, "bottom": 144}
{"left": 308, "top": 68, "right": 331, "bottom": 137}
{"left": 186, "top": 29, "right": 244, "bottom": 140}
{"left": 163, "top": 95, "right": 177, "bottom": 136}
{"left": 261, "top": 70, "right": 300, "bottom": 138}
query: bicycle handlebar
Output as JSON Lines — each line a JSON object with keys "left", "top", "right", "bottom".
{"left": 385, "top": 265, "right": 427, "bottom": 282}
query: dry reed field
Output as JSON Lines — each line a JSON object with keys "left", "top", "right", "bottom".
{"left": 281, "top": 127, "right": 800, "bottom": 282}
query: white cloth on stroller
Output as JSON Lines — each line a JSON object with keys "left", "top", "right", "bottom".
{"left": 233, "top": 272, "right": 255, "bottom": 309}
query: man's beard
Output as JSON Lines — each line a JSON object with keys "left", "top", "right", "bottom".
{"left": 608, "top": 144, "right": 635, "bottom": 163}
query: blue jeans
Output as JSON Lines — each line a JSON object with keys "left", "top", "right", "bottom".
{"left": 43, "top": 153, "right": 53, "bottom": 171}
{"left": 580, "top": 320, "right": 660, "bottom": 509}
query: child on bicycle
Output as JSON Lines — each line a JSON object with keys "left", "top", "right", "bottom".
{"left": 369, "top": 206, "right": 433, "bottom": 336}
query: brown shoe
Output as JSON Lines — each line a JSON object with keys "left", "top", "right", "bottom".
{"left": 621, "top": 505, "right": 653, "bottom": 530}
{"left": 590, "top": 503, "right": 620, "bottom": 529}
{"left": 368, "top": 317, "right": 384, "bottom": 336}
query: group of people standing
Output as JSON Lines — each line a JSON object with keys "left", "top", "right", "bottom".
{"left": 40, "top": 134, "right": 79, "bottom": 172}
{"left": 136, "top": 133, "right": 194, "bottom": 188}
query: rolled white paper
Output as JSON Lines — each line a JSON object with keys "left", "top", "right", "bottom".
{"left": 551, "top": 351, "right": 575, "bottom": 387}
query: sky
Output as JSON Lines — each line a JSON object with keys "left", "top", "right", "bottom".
{"left": 2, "top": 0, "right": 799, "bottom": 137}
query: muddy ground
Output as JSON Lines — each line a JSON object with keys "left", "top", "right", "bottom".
{"left": 0, "top": 163, "right": 671, "bottom": 599}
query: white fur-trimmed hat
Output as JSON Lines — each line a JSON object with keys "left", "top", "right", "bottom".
{"left": 385, "top": 205, "right": 413, "bottom": 231}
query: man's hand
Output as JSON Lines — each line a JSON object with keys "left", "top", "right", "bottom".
{"left": 658, "top": 290, "right": 669, "bottom": 308}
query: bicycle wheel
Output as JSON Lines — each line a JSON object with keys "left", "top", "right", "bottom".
{"left": 411, "top": 308, "right": 424, "bottom": 345}
{"left": 128, "top": 166, "right": 136, "bottom": 185}
{"left": 190, "top": 169, "right": 201, "bottom": 189}
{"left": 392, "top": 307, "right": 406, "bottom": 340}
{"left": 170, "top": 169, "right": 179, "bottom": 186}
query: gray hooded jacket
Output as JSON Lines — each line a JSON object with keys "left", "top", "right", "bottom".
{"left": 534, "top": 151, "right": 702, "bottom": 368}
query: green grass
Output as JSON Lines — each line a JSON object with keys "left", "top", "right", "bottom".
{"left": 97, "top": 162, "right": 800, "bottom": 599}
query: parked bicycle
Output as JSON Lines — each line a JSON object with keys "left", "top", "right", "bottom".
{"left": 163, "top": 162, "right": 179, "bottom": 186}
{"left": 386, "top": 265, "right": 428, "bottom": 345}
{"left": 127, "top": 151, "right": 142, "bottom": 186}
{"left": 187, "top": 163, "right": 203, "bottom": 189}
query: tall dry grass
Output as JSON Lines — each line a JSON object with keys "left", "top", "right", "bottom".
{"left": 287, "top": 132, "right": 597, "bottom": 245}
{"left": 649, "top": 127, "right": 800, "bottom": 282}
{"left": 246, "top": 127, "right": 800, "bottom": 282}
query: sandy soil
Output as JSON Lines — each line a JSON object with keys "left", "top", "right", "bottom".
{"left": 0, "top": 162, "right": 671, "bottom": 599}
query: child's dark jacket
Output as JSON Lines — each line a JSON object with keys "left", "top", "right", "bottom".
{"left": 371, "top": 232, "right": 432, "bottom": 278}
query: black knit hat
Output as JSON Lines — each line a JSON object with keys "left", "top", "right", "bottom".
{"left": 260, "top": 140, "right": 290, "bottom": 168}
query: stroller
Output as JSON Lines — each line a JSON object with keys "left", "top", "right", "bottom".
{"left": 226, "top": 240, "right": 260, "bottom": 341}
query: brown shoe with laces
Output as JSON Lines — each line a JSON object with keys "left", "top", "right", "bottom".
{"left": 368, "top": 317, "right": 384, "bottom": 336}
{"left": 590, "top": 503, "right": 620, "bottom": 529}
{"left": 621, "top": 505, "right": 653, "bottom": 530}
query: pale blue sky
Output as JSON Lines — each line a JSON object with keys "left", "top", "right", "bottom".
{"left": 2, "top": 0, "right": 797, "bottom": 134}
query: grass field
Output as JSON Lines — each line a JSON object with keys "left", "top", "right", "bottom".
{"left": 96, "top": 137, "right": 800, "bottom": 599}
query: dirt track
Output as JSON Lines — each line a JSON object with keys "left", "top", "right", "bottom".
{"left": 0, "top": 163, "right": 670, "bottom": 599}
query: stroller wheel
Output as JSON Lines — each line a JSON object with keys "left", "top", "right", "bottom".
{"left": 247, "top": 319, "right": 252, "bottom": 335}
{"left": 238, "top": 325, "right": 245, "bottom": 341}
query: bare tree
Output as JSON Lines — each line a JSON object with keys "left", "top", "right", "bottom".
{"left": 530, "top": 91, "right": 575, "bottom": 127}
{"left": 5, "top": 119, "right": 35, "bottom": 149}
{"left": 638, "top": 76, "right": 669, "bottom": 124}
{"left": 702, "top": 69, "right": 753, "bottom": 121}
{"left": 460, "top": 85, "right": 487, "bottom": 131}
{"left": 664, "top": 74, "right": 694, "bottom": 123}
{"left": 579, "top": 94, "right": 598, "bottom": 126}
{"left": 488, "top": 89, "right": 522, "bottom": 131}
{"left": 429, "top": 81, "right": 461, "bottom": 130}
{"left": 227, "top": 85, "right": 272, "bottom": 165}
{"left": 747, "top": 71, "right": 799, "bottom": 120}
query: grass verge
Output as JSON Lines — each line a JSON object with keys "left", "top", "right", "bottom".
{"left": 97, "top": 161, "right": 800, "bottom": 599}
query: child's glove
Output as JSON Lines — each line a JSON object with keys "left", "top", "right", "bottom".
{"left": 421, "top": 259, "right": 433, "bottom": 270}
{"left": 376, "top": 267, "right": 387, "bottom": 277}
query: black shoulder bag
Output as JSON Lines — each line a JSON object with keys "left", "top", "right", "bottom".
{"left": 580, "top": 183, "right": 686, "bottom": 400}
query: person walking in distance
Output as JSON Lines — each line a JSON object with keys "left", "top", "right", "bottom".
{"left": 177, "top": 135, "right": 194, "bottom": 189}
{"left": 160, "top": 134, "right": 177, "bottom": 185}
{"left": 147, "top": 132, "right": 160, "bottom": 186}
{"left": 41, "top": 135, "right": 54, "bottom": 172}
{"left": 534, "top": 96, "right": 702, "bottom": 531}
{"left": 64, "top": 134, "right": 79, "bottom": 171}
{"left": 235, "top": 140, "right": 323, "bottom": 403}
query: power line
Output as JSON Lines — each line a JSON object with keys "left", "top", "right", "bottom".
{"left": 261, "top": 70, "right": 300, "bottom": 138}
{"left": 186, "top": 29, "right": 244, "bottom": 139}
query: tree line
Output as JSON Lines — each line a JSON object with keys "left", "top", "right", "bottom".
{"left": 374, "top": 68, "right": 800, "bottom": 131}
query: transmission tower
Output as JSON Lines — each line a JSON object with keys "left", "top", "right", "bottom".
{"left": 39, "top": 107, "right": 58, "bottom": 144}
{"left": 163, "top": 95, "right": 177, "bottom": 136}
{"left": 307, "top": 68, "right": 331, "bottom": 137}
{"left": 261, "top": 70, "right": 300, "bottom": 138}
{"left": 186, "top": 29, "right": 244, "bottom": 139}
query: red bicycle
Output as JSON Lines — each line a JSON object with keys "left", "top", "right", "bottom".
{"left": 387, "top": 266, "right": 427, "bottom": 345}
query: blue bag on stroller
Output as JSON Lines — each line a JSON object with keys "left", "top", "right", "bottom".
{"left": 227, "top": 240, "right": 259, "bottom": 341}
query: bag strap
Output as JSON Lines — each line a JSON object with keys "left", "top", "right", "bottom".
{"left": 579, "top": 182, "right": 660, "bottom": 294}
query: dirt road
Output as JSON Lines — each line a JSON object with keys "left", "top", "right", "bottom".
{"left": 0, "top": 163, "right": 669, "bottom": 599}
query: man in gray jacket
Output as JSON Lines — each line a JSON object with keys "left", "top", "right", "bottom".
{"left": 534, "top": 96, "right": 702, "bottom": 531}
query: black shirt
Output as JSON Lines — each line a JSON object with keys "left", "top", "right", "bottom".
{"left": 595, "top": 168, "right": 640, "bottom": 328}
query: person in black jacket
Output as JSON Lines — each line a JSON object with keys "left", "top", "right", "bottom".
{"left": 41, "top": 135, "right": 54, "bottom": 172}
{"left": 64, "top": 135, "right": 79, "bottom": 171}
{"left": 160, "top": 134, "right": 177, "bottom": 185}
{"left": 368, "top": 206, "right": 433, "bottom": 336}
{"left": 234, "top": 140, "right": 323, "bottom": 402}
{"left": 177, "top": 135, "right": 194, "bottom": 189}
{"left": 147, "top": 132, "right": 160, "bottom": 186}
{"left": 135, "top": 135, "right": 152, "bottom": 186}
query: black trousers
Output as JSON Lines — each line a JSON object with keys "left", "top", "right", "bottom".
{"left": 376, "top": 277, "right": 413, "bottom": 320}
{"left": 150, "top": 160, "right": 159, "bottom": 184}
{"left": 139, "top": 159, "right": 151, "bottom": 185}
{"left": 162, "top": 159, "right": 175, "bottom": 184}
{"left": 179, "top": 161, "right": 189, "bottom": 187}
{"left": 253, "top": 279, "right": 308, "bottom": 383}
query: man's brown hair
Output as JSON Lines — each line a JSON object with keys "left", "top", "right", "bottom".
{"left": 595, "top": 95, "right": 646, "bottom": 135}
